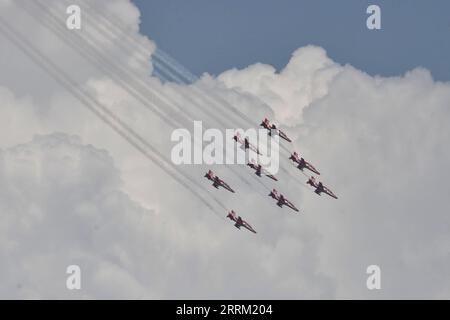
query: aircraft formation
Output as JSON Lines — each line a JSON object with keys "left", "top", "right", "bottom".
{"left": 205, "top": 117, "right": 338, "bottom": 234}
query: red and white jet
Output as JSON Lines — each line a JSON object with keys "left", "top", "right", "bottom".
{"left": 290, "top": 151, "right": 320, "bottom": 175}
{"left": 233, "top": 132, "right": 261, "bottom": 155}
{"left": 268, "top": 189, "right": 299, "bottom": 212}
{"left": 227, "top": 210, "right": 257, "bottom": 234}
{"left": 260, "top": 118, "right": 292, "bottom": 142}
{"left": 204, "top": 170, "right": 235, "bottom": 193}
{"left": 307, "top": 176, "right": 338, "bottom": 199}
{"left": 247, "top": 159, "right": 278, "bottom": 181}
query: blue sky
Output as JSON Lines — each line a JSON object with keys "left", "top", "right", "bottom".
{"left": 133, "top": 0, "right": 450, "bottom": 81}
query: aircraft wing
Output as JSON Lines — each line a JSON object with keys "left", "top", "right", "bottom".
{"left": 234, "top": 216, "right": 243, "bottom": 229}
{"left": 277, "top": 198, "right": 284, "bottom": 207}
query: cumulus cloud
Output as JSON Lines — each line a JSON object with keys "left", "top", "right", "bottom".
{"left": 0, "top": 133, "right": 333, "bottom": 299}
{"left": 215, "top": 47, "right": 450, "bottom": 298}
{"left": 218, "top": 46, "right": 341, "bottom": 126}
{"left": 0, "top": 0, "right": 449, "bottom": 299}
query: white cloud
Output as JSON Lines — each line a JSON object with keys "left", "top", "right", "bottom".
{"left": 0, "top": 0, "right": 449, "bottom": 299}
{"left": 215, "top": 47, "right": 450, "bottom": 298}
{"left": 0, "top": 133, "right": 332, "bottom": 299}
{"left": 218, "top": 46, "right": 341, "bottom": 126}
